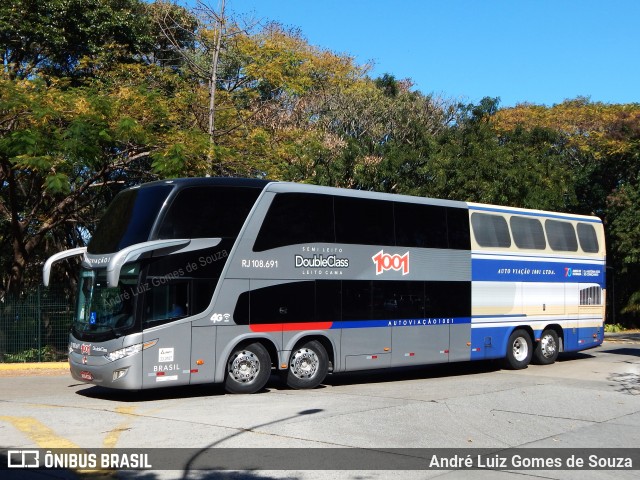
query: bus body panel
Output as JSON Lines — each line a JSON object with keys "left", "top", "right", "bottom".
{"left": 190, "top": 325, "right": 217, "bottom": 384}
{"left": 141, "top": 321, "right": 192, "bottom": 388}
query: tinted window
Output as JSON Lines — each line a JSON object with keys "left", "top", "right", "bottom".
{"left": 316, "top": 281, "right": 342, "bottom": 322}
{"left": 88, "top": 185, "right": 173, "bottom": 254}
{"left": 142, "top": 245, "right": 230, "bottom": 327}
{"left": 146, "top": 241, "right": 233, "bottom": 280}
{"left": 545, "top": 220, "right": 578, "bottom": 252}
{"left": 234, "top": 281, "right": 341, "bottom": 325}
{"left": 335, "top": 197, "right": 395, "bottom": 245}
{"left": 424, "top": 281, "right": 471, "bottom": 318}
{"left": 142, "top": 281, "right": 189, "bottom": 325}
{"left": 446, "top": 208, "right": 472, "bottom": 250}
{"left": 158, "top": 186, "right": 260, "bottom": 240}
{"left": 577, "top": 223, "right": 599, "bottom": 253}
{"left": 394, "top": 203, "right": 447, "bottom": 249}
{"left": 372, "top": 281, "right": 425, "bottom": 320}
{"left": 510, "top": 216, "right": 546, "bottom": 250}
{"left": 253, "top": 193, "right": 334, "bottom": 252}
{"left": 342, "top": 281, "right": 372, "bottom": 320}
{"left": 245, "top": 281, "right": 315, "bottom": 325}
{"left": 192, "top": 280, "right": 217, "bottom": 314}
{"left": 471, "top": 213, "right": 511, "bottom": 248}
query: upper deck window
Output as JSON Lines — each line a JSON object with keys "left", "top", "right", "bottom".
{"left": 394, "top": 203, "right": 470, "bottom": 250}
{"left": 577, "top": 223, "right": 600, "bottom": 253}
{"left": 545, "top": 220, "right": 578, "bottom": 252}
{"left": 157, "top": 186, "right": 261, "bottom": 240}
{"left": 510, "top": 216, "right": 546, "bottom": 250}
{"left": 395, "top": 203, "right": 447, "bottom": 249}
{"left": 334, "top": 196, "right": 395, "bottom": 246}
{"left": 253, "top": 193, "right": 335, "bottom": 252}
{"left": 88, "top": 185, "right": 173, "bottom": 255}
{"left": 471, "top": 213, "right": 511, "bottom": 248}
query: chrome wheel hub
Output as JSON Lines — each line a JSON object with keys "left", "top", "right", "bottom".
{"left": 290, "top": 348, "right": 319, "bottom": 379}
{"left": 540, "top": 334, "right": 557, "bottom": 358}
{"left": 228, "top": 351, "right": 260, "bottom": 383}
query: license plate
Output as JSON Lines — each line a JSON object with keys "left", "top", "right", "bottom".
{"left": 80, "top": 371, "right": 93, "bottom": 381}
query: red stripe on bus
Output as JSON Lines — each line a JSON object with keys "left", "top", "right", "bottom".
{"left": 249, "top": 322, "right": 333, "bottom": 332}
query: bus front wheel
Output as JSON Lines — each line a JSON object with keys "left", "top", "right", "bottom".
{"left": 286, "top": 340, "right": 328, "bottom": 389}
{"left": 503, "top": 329, "right": 533, "bottom": 370}
{"left": 225, "top": 342, "right": 271, "bottom": 394}
{"left": 533, "top": 329, "right": 559, "bottom": 365}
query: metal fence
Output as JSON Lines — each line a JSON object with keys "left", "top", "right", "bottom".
{"left": 0, "top": 286, "right": 74, "bottom": 363}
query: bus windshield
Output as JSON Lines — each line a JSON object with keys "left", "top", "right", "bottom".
{"left": 74, "top": 264, "right": 140, "bottom": 340}
{"left": 88, "top": 185, "right": 173, "bottom": 255}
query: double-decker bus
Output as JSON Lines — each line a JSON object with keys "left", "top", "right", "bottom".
{"left": 43, "top": 178, "right": 606, "bottom": 394}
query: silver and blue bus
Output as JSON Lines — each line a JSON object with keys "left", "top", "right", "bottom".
{"left": 43, "top": 178, "right": 606, "bottom": 394}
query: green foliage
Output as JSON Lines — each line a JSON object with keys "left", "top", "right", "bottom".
{"left": 4, "top": 345, "right": 62, "bottom": 363}
{"left": 608, "top": 180, "right": 640, "bottom": 268}
{"left": 0, "top": 0, "right": 152, "bottom": 78}
{"left": 604, "top": 323, "right": 624, "bottom": 333}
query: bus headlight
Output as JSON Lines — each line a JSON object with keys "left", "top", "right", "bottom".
{"left": 105, "top": 339, "right": 158, "bottom": 362}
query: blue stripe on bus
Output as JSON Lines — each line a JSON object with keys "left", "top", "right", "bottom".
{"left": 469, "top": 205, "right": 602, "bottom": 223}
{"left": 472, "top": 258, "right": 605, "bottom": 285}
{"left": 330, "top": 317, "right": 471, "bottom": 329}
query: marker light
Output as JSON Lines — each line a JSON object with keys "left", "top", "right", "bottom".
{"left": 106, "top": 339, "right": 158, "bottom": 362}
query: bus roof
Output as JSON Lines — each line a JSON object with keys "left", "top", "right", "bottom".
{"left": 265, "top": 181, "right": 469, "bottom": 209}
{"left": 131, "top": 177, "right": 272, "bottom": 190}
{"left": 125, "top": 177, "right": 601, "bottom": 223}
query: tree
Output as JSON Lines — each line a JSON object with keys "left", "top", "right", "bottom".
{"left": 154, "top": 0, "right": 232, "bottom": 172}
{"left": 0, "top": 0, "right": 151, "bottom": 80}
{"left": 422, "top": 98, "right": 574, "bottom": 210}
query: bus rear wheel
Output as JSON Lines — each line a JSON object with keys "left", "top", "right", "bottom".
{"left": 533, "top": 329, "right": 559, "bottom": 365}
{"left": 225, "top": 342, "right": 271, "bottom": 394}
{"left": 503, "top": 329, "right": 533, "bottom": 370}
{"left": 286, "top": 340, "right": 328, "bottom": 390}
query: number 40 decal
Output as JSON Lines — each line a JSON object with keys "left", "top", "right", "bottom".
{"left": 372, "top": 250, "right": 410, "bottom": 275}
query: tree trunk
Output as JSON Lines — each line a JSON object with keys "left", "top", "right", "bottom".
{"left": 206, "top": 0, "right": 225, "bottom": 174}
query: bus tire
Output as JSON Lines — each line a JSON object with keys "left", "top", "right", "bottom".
{"left": 225, "top": 342, "right": 271, "bottom": 394}
{"left": 503, "top": 329, "right": 532, "bottom": 370}
{"left": 533, "top": 329, "right": 559, "bottom": 365}
{"left": 286, "top": 340, "right": 328, "bottom": 390}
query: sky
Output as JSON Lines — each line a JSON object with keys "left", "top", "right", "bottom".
{"left": 213, "top": 0, "right": 640, "bottom": 107}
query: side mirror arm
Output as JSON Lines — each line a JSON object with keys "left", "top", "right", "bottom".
{"left": 43, "top": 247, "right": 88, "bottom": 287}
{"left": 106, "top": 238, "right": 222, "bottom": 287}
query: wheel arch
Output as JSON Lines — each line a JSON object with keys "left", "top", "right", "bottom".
{"left": 501, "top": 325, "right": 535, "bottom": 358}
